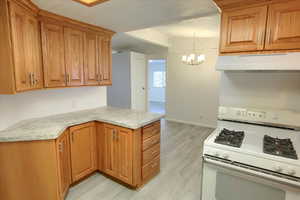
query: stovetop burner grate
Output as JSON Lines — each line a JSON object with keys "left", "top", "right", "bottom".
{"left": 263, "top": 135, "right": 298, "bottom": 160}
{"left": 214, "top": 128, "right": 245, "bottom": 148}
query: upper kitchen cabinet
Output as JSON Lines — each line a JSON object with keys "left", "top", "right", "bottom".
{"left": 41, "top": 22, "right": 67, "bottom": 88}
{"left": 64, "top": 27, "right": 85, "bottom": 86}
{"left": 0, "top": 0, "right": 114, "bottom": 94}
{"left": 84, "top": 32, "right": 100, "bottom": 86}
{"left": 265, "top": 1, "right": 300, "bottom": 50}
{"left": 0, "top": 0, "right": 43, "bottom": 94}
{"left": 99, "top": 36, "right": 112, "bottom": 85}
{"left": 220, "top": 6, "right": 268, "bottom": 53}
{"left": 215, "top": 0, "right": 300, "bottom": 54}
{"left": 39, "top": 11, "right": 114, "bottom": 88}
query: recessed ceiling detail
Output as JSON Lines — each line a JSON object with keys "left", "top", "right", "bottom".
{"left": 72, "top": 0, "right": 110, "bottom": 7}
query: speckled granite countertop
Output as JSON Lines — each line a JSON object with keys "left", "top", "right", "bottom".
{"left": 0, "top": 107, "right": 164, "bottom": 142}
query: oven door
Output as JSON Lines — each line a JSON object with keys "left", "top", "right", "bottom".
{"left": 201, "top": 157, "right": 300, "bottom": 200}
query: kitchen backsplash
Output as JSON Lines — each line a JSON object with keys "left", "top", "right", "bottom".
{"left": 0, "top": 87, "right": 107, "bottom": 131}
{"left": 219, "top": 71, "right": 300, "bottom": 111}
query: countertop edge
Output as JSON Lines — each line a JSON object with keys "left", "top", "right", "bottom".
{"left": 0, "top": 116, "right": 164, "bottom": 143}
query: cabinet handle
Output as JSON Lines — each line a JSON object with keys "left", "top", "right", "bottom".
{"left": 32, "top": 73, "right": 38, "bottom": 86}
{"left": 72, "top": 132, "right": 74, "bottom": 142}
{"left": 99, "top": 74, "right": 103, "bottom": 81}
{"left": 66, "top": 74, "right": 71, "bottom": 84}
{"left": 29, "top": 73, "right": 33, "bottom": 86}
{"left": 113, "top": 130, "right": 116, "bottom": 140}
{"left": 58, "top": 143, "right": 63, "bottom": 152}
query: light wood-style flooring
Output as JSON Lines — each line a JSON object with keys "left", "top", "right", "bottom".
{"left": 66, "top": 120, "right": 214, "bottom": 200}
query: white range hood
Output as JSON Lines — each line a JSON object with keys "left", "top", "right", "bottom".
{"left": 216, "top": 52, "right": 300, "bottom": 71}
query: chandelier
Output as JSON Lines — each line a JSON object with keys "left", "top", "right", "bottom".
{"left": 182, "top": 33, "right": 205, "bottom": 65}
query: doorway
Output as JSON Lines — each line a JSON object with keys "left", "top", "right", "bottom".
{"left": 147, "top": 59, "right": 166, "bottom": 114}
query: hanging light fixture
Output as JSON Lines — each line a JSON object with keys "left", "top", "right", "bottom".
{"left": 182, "top": 33, "right": 205, "bottom": 66}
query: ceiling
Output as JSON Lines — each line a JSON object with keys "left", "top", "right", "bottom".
{"left": 152, "top": 14, "right": 220, "bottom": 38}
{"left": 32, "top": 0, "right": 218, "bottom": 32}
{"left": 112, "top": 14, "right": 220, "bottom": 54}
{"left": 112, "top": 33, "right": 168, "bottom": 54}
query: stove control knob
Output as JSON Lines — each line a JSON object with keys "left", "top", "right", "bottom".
{"left": 223, "top": 154, "right": 229, "bottom": 159}
{"left": 274, "top": 166, "right": 282, "bottom": 172}
{"left": 287, "top": 169, "right": 296, "bottom": 176}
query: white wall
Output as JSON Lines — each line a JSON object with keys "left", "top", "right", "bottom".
{"left": 0, "top": 87, "right": 107, "bottom": 131}
{"left": 107, "top": 52, "right": 131, "bottom": 109}
{"left": 219, "top": 71, "right": 300, "bottom": 111}
{"left": 148, "top": 60, "right": 166, "bottom": 103}
{"left": 166, "top": 37, "right": 221, "bottom": 128}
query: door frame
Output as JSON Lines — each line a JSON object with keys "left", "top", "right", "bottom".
{"left": 146, "top": 58, "right": 167, "bottom": 113}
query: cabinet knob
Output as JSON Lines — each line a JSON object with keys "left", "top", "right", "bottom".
{"left": 58, "top": 143, "right": 63, "bottom": 152}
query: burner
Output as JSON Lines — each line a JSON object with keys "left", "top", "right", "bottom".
{"left": 263, "top": 135, "right": 298, "bottom": 160}
{"left": 214, "top": 128, "right": 245, "bottom": 148}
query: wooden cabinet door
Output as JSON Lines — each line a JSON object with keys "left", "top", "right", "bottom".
{"left": 103, "top": 124, "right": 119, "bottom": 177}
{"left": 64, "top": 27, "right": 85, "bottom": 87}
{"left": 56, "top": 130, "right": 71, "bottom": 200}
{"left": 220, "top": 6, "right": 268, "bottom": 53}
{"left": 42, "top": 23, "right": 66, "bottom": 88}
{"left": 117, "top": 128, "right": 133, "bottom": 185}
{"left": 265, "top": 1, "right": 300, "bottom": 50}
{"left": 25, "top": 15, "right": 43, "bottom": 90}
{"left": 70, "top": 123, "right": 97, "bottom": 182}
{"left": 9, "top": 3, "right": 31, "bottom": 92}
{"left": 84, "top": 32, "right": 100, "bottom": 86}
{"left": 98, "top": 36, "right": 112, "bottom": 85}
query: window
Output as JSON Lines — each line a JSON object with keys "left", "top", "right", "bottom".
{"left": 153, "top": 71, "right": 166, "bottom": 88}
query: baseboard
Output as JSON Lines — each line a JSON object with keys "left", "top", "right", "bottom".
{"left": 165, "top": 118, "right": 216, "bottom": 129}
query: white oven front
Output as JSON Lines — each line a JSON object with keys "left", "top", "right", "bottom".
{"left": 201, "top": 157, "right": 300, "bottom": 200}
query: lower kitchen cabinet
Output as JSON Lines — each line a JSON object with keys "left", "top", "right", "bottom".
{"left": 102, "top": 124, "right": 133, "bottom": 185}
{"left": 99, "top": 121, "right": 161, "bottom": 187}
{"left": 56, "top": 130, "right": 72, "bottom": 199}
{"left": 0, "top": 120, "right": 161, "bottom": 200}
{"left": 69, "top": 122, "right": 97, "bottom": 182}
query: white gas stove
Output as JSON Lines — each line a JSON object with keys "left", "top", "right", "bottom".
{"left": 202, "top": 107, "right": 300, "bottom": 200}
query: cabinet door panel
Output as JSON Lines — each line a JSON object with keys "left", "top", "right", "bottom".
{"left": 98, "top": 36, "right": 112, "bottom": 85}
{"left": 220, "top": 6, "right": 268, "bottom": 53}
{"left": 265, "top": 1, "right": 300, "bottom": 50}
{"left": 42, "top": 23, "right": 66, "bottom": 88}
{"left": 84, "top": 32, "right": 99, "bottom": 85}
{"left": 9, "top": 3, "right": 30, "bottom": 91}
{"left": 118, "top": 128, "right": 133, "bottom": 185}
{"left": 70, "top": 123, "right": 97, "bottom": 182}
{"left": 25, "top": 15, "right": 43, "bottom": 89}
{"left": 64, "top": 28, "right": 84, "bottom": 86}
{"left": 56, "top": 130, "right": 71, "bottom": 199}
{"left": 103, "top": 125, "right": 118, "bottom": 177}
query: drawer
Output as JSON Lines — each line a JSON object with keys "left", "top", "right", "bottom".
{"left": 142, "top": 156, "right": 160, "bottom": 181}
{"left": 143, "top": 134, "right": 160, "bottom": 151}
{"left": 143, "top": 143, "right": 160, "bottom": 166}
{"left": 143, "top": 121, "right": 160, "bottom": 141}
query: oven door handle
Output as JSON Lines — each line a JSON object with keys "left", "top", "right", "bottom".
{"left": 203, "top": 156, "right": 300, "bottom": 188}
